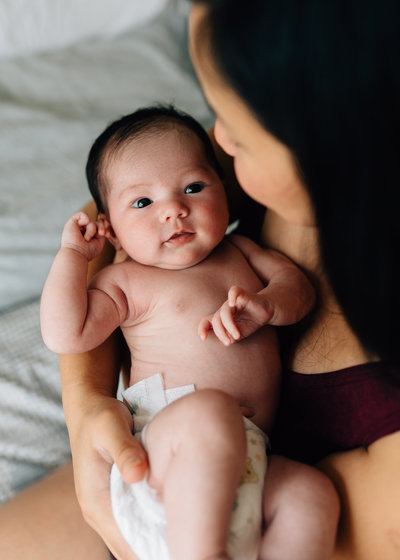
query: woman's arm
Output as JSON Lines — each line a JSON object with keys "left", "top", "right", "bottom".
{"left": 0, "top": 462, "right": 111, "bottom": 560}
{"left": 59, "top": 200, "right": 147, "bottom": 560}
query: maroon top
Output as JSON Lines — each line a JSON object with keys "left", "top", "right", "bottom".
{"left": 271, "top": 361, "right": 400, "bottom": 464}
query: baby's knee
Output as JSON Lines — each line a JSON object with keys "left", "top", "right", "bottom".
{"left": 169, "top": 390, "right": 246, "bottom": 454}
{"left": 186, "top": 389, "right": 244, "bottom": 431}
{"left": 261, "top": 458, "right": 339, "bottom": 560}
{"left": 187, "top": 388, "right": 239, "bottom": 415}
{"left": 309, "top": 467, "right": 340, "bottom": 515}
{"left": 296, "top": 463, "right": 339, "bottom": 517}
{"left": 265, "top": 456, "right": 340, "bottom": 527}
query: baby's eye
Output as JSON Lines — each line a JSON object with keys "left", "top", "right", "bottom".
{"left": 132, "top": 197, "right": 153, "bottom": 208}
{"left": 185, "top": 182, "right": 204, "bottom": 194}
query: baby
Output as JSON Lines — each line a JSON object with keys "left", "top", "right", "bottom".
{"left": 41, "top": 106, "right": 337, "bottom": 560}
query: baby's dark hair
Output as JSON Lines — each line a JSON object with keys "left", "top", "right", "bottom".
{"left": 86, "top": 105, "right": 223, "bottom": 213}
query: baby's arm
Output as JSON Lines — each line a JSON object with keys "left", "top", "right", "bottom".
{"left": 199, "top": 234, "right": 315, "bottom": 345}
{"left": 40, "top": 211, "right": 127, "bottom": 354}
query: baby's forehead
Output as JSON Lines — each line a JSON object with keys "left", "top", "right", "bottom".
{"left": 104, "top": 125, "right": 212, "bottom": 186}
{"left": 126, "top": 121, "right": 200, "bottom": 148}
{"left": 109, "top": 122, "right": 207, "bottom": 163}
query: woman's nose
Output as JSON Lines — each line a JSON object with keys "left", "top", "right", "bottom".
{"left": 159, "top": 199, "right": 189, "bottom": 222}
{"left": 214, "top": 118, "right": 236, "bottom": 157}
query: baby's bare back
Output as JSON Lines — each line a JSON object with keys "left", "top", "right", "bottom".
{"left": 119, "top": 239, "right": 280, "bottom": 432}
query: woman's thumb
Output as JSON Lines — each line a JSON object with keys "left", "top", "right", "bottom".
{"left": 96, "top": 403, "right": 149, "bottom": 484}
{"left": 115, "top": 439, "right": 148, "bottom": 484}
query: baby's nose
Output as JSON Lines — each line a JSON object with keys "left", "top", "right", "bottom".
{"left": 160, "top": 200, "right": 189, "bottom": 222}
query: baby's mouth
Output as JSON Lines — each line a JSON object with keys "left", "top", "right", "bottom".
{"left": 165, "top": 231, "right": 195, "bottom": 246}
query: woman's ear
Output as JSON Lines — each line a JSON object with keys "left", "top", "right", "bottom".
{"left": 97, "top": 213, "right": 123, "bottom": 252}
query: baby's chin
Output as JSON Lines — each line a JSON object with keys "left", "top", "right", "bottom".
{"left": 145, "top": 248, "right": 215, "bottom": 270}
{"left": 123, "top": 254, "right": 210, "bottom": 270}
{"left": 153, "top": 255, "right": 211, "bottom": 271}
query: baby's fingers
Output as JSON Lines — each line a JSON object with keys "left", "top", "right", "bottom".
{"left": 68, "top": 211, "right": 97, "bottom": 241}
{"left": 96, "top": 213, "right": 112, "bottom": 239}
{"left": 65, "top": 211, "right": 89, "bottom": 232}
{"left": 228, "top": 285, "right": 248, "bottom": 309}
{"left": 211, "top": 312, "right": 235, "bottom": 346}
{"left": 83, "top": 220, "right": 98, "bottom": 241}
{"left": 199, "top": 309, "right": 238, "bottom": 346}
{"left": 73, "top": 211, "right": 90, "bottom": 226}
{"left": 219, "top": 302, "right": 241, "bottom": 341}
{"left": 63, "top": 212, "right": 88, "bottom": 241}
{"left": 198, "top": 316, "right": 213, "bottom": 341}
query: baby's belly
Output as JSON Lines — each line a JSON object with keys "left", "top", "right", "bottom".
{"left": 129, "top": 326, "right": 281, "bottom": 433}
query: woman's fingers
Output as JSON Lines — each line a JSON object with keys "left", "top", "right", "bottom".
{"left": 92, "top": 401, "right": 148, "bottom": 484}
{"left": 72, "top": 400, "right": 146, "bottom": 560}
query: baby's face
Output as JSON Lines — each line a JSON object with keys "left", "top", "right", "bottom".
{"left": 105, "top": 126, "right": 229, "bottom": 269}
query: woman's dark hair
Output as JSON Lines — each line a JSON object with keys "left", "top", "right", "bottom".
{"left": 194, "top": 0, "right": 400, "bottom": 360}
{"left": 86, "top": 104, "right": 223, "bottom": 214}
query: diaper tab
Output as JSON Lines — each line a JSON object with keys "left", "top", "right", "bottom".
{"left": 122, "top": 373, "right": 195, "bottom": 433}
{"left": 123, "top": 374, "right": 167, "bottom": 417}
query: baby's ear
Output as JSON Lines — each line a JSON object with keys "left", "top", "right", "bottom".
{"left": 97, "top": 213, "right": 123, "bottom": 252}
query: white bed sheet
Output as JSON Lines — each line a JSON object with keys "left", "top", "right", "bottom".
{"left": 0, "top": 0, "right": 214, "bottom": 503}
{"left": 0, "top": 0, "right": 169, "bottom": 59}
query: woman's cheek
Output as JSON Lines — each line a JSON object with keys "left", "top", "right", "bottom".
{"left": 234, "top": 159, "right": 260, "bottom": 202}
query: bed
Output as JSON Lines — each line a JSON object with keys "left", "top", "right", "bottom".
{"left": 0, "top": 0, "right": 213, "bottom": 503}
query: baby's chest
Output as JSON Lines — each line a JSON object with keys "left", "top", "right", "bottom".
{"left": 161, "top": 259, "right": 262, "bottom": 318}
{"left": 123, "top": 246, "right": 263, "bottom": 328}
{"left": 122, "top": 276, "right": 226, "bottom": 345}
{"left": 157, "top": 276, "right": 230, "bottom": 321}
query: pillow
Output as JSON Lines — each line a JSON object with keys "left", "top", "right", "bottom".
{"left": 0, "top": 0, "right": 169, "bottom": 58}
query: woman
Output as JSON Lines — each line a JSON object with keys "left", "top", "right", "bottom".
{"left": 188, "top": 1, "right": 400, "bottom": 559}
{"left": 75, "top": 2, "right": 399, "bottom": 557}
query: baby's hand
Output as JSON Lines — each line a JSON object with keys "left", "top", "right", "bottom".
{"left": 198, "top": 285, "right": 274, "bottom": 346}
{"left": 61, "top": 211, "right": 110, "bottom": 261}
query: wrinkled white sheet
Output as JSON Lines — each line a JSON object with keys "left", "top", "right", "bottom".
{"left": 0, "top": 0, "right": 213, "bottom": 502}
{"left": 0, "top": 0, "right": 169, "bottom": 59}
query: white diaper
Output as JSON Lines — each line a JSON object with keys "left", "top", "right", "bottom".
{"left": 110, "top": 373, "right": 268, "bottom": 560}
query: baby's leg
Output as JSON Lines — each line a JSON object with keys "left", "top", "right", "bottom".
{"left": 260, "top": 455, "right": 339, "bottom": 560}
{"left": 145, "top": 389, "right": 247, "bottom": 560}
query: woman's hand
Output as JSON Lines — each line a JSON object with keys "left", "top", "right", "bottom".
{"left": 67, "top": 391, "right": 148, "bottom": 560}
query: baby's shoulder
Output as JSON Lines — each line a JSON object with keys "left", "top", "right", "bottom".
{"left": 90, "top": 260, "right": 166, "bottom": 322}
{"left": 224, "top": 233, "right": 261, "bottom": 259}
{"left": 89, "top": 259, "right": 148, "bottom": 289}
